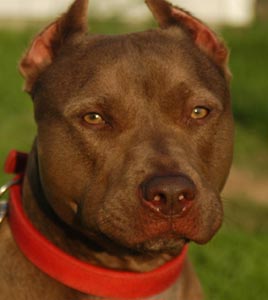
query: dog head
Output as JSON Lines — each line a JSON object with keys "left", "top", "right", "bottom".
{"left": 20, "top": 0, "right": 233, "bottom": 255}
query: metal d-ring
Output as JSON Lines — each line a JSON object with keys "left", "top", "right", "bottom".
{"left": 0, "top": 178, "right": 21, "bottom": 223}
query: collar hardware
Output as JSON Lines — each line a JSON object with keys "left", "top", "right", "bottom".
{"left": 0, "top": 178, "right": 21, "bottom": 223}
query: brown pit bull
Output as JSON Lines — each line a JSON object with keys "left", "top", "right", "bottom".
{"left": 0, "top": 0, "right": 234, "bottom": 299}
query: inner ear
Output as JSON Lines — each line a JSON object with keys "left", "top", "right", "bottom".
{"left": 19, "top": 0, "right": 89, "bottom": 94}
{"left": 146, "top": 0, "right": 231, "bottom": 80}
{"left": 171, "top": 8, "right": 229, "bottom": 70}
{"left": 19, "top": 23, "right": 57, "bottom": 93}
{"left": 27, "top": 24, "right": 57, "bottom": 66}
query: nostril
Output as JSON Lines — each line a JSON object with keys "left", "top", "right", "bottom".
{"left": 146, "top": 193, "right": 167, "bottom": 212}
{"left": 178, "top": 189, "right": 195, "bottom": 201}
{"left": 140, "top": 175, "right": 196, "bottom": 216}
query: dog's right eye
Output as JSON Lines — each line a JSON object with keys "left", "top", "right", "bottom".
{"left": 190, "top": 107, "right": 210, "bottom": 120}
{"left": 83, "top": 112, "right": 106, "bottom": 125}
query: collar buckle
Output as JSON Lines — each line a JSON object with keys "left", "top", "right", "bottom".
{"left": 0, "top": 179, "right": 21, "bottom": 223}
{"left": 1, "top": 149, "right": 28, "bottom": 224}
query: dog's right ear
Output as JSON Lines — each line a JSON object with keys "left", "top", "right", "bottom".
{"left": 19, "top": 0, "right": 89, "bottom": 93}
{"left": 145, "top": 0, "right": 231, "bottom": 80}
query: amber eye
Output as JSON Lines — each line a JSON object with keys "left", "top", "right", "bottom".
{"left": 191, "top": 107, "right": 210, "bottom": 120}
{"left": 83, "top": 112, "right": 105, "bottom": 125}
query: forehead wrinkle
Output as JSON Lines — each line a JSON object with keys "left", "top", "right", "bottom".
{"left": 164, "top": 82, "right": 193, "bottom": 105}
{"left": 62, "top": 29, "right": 228, "bottom": 116}
{"left": 78, "top": 30, "right": 194, "bottom": 102}
{"left": 63, "top": 96, "right": 114, "bottom": 116}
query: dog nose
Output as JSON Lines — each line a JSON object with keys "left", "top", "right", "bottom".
{"left": 140, "top": 175, "right": 196, "bottom": 216}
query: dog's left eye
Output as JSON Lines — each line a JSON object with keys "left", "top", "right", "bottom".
{"left": 191, "top": 107, "right": 210, "bottom": 120}
{"left": 83, "top": 112, "right": 106, "bottom": 125}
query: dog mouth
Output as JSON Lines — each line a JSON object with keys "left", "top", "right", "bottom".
{"left": 135, "top": 233, "right": 189, "bottom": 254}
{"left": 76, "top": 199, "right": 222, "bottom": 256}
{"left": 92, "top": 214, "right": 193, "bottom": 255}
{"left": 96, "top": 230, "right": 189, "bottom": 257}
{"left": 75, "top": 211, "right": 189, "bottom": 256}
{"left": 75, "top": 178, "right": 223, "bottom": 255}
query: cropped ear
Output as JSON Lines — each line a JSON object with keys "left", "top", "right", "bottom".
{"left": 19, "top": 0, "right": 89, "bottom": 93}
{"left": 145, "top": 0, "right": 231, "bottom": 80}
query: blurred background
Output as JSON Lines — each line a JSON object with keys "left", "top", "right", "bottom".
{"left": 0, "top": 0, "right": 267, "bottom": 299}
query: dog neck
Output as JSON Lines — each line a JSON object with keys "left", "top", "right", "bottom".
{"left": 22, "top": 144, "right": 177, "bottom": 273}
{"left": 5, "top": 149, "right": 188, "bottom": 299}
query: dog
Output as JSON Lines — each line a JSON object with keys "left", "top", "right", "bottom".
{"left": 0, "top": 0, "right": 234, "bottom": 299}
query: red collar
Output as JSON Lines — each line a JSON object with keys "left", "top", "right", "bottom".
{"left": 5, "top": 150, "right": 188, "bottom": 299}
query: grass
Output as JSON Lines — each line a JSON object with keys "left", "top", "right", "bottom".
{"left": 0, "top": 18, "right": 267, "bottom": 300}
{"left": 223, "top": 22, "right": 268, "bottom": 136}
{"left": 0, "top": 28, "right": 37, "bottom": 184}
{"left": 222, "top": 21, "right": 268, "bottom": 174}
{"left": 190, "top": 199, "right": 268, "bottom": 300}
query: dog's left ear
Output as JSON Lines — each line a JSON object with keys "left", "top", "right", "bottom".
{"left": 20, "top": 0, "right": 89, "bottom": 93}
{"left": 145, "top": 0, "right": 231, "bottom": 80}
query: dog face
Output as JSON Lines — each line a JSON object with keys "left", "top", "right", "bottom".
{"left": 20, "top": 0, "right": 233, "bottom": 254}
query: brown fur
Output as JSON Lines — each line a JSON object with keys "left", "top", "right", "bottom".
{"left": 0, "top": 0, "right": 234, "bottom": 299}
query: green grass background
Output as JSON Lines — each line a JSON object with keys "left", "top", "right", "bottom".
{"left": 0, "top": 17, "right": 267, "bottom": 300}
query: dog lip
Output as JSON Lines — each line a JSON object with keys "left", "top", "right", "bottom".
{"left": 141, "top": 198, "right": 193, "bottom": 218}
{"left": 135, "top": 232, "right": 188, "bottom": 253}
{"left": 143, "top": 201, "right": 166, "bottom": 217}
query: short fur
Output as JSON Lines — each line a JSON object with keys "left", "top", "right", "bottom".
{"left": 0, "top": 0, "right": 234, "bottom": 299}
